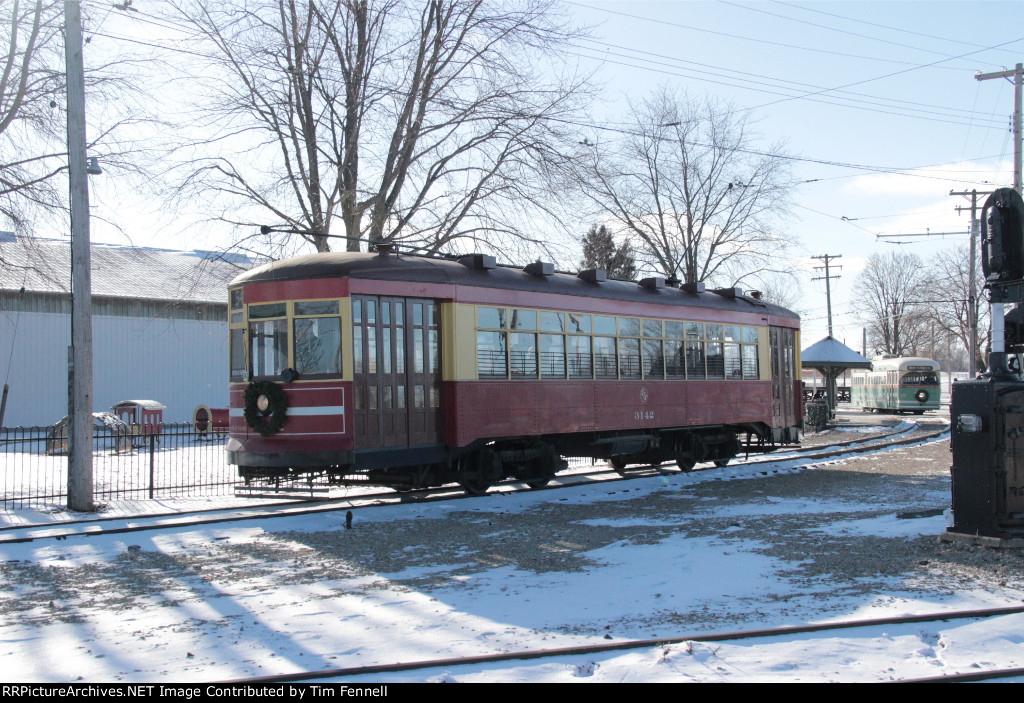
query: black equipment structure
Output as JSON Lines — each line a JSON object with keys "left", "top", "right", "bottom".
{"left": 948, "top": 188, "right": 1024, "bottom": 546}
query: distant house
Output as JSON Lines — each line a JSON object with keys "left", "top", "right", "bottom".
{"left": 0, "top": 233, "right": 253, "bottom": 427}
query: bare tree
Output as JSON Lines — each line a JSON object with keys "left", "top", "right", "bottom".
{"left": 0, "top": 0, "right": 150, "bottom": 236}
{"left": 854, "top": 250, "right": 929, "bottom": 356}
{"left": 164, "top": 0, "right": 591, "bottom": 257}
{"left": 574, "top": 86, "right": 795, "bottom": 285}
{"left": 925, "top": 244, "right": 989, "bottom": 372}
{"left": 0, "top": 0, "right": 65, "bottom": 230}
{"left": 750, "top": 270, "right": 803, "bottom": 314}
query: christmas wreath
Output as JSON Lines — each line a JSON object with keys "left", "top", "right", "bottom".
{"left": 243, "top": 380, "right": 288, "bottom": 436}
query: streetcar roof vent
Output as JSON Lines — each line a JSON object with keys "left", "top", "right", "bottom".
{"left": 374, "top": 242, "right": 396, "bottom": 256}
{"left": 748, "top": 290, "right": 762, "bottom": 300}
{"left": 459, "top": 253, "right": 497, "bottom": 270}
{"left": 638, "top": 277, "right": 665, "bottom": 290}
{"left": 712, "top": 286, "right": 744, "bottom": 299}
{"left": 577, "top": 268, "right": 607, "bottom": 283}
{"left": 679, "top": 282, "right": 705, "bottom": 294}
{"left": 524, "top": 261, "right": 555, "bottom": 277}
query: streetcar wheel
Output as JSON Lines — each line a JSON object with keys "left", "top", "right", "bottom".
{"left": 526, "top": 478, "right": 550, "bottom": 489}
{"left": 675, "top": 455, "right": 696, "bottom": 472}
{"left": 459, "top": 477, "right": 492, "bottom": 496}
{"left": 458, "top": 449, "right": 500, "bottom": 496}
{"left": 610, "top": 457, "right": 628, "bottom": 474}
{"left": 714, "top": 458, "right": 730, "bottom": 467}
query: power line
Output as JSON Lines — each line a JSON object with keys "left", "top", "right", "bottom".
{"left": 565, "top": 0, "right": 1012, "bottom": 69}
{"left": 769, "top": 0, "right": 996, "bottom": 51}
{"left": 718, "top": 0, "right": 994, "bottom": 60}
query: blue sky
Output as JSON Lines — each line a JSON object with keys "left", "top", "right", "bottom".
{"left": 81, "top": 1, "right": 1024, "bottom": 350}
{"left": 563, "top": 0, "right": 1024, "bottom": 346}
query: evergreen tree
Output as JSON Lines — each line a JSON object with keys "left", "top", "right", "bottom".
{"left": 580, "top": 225, "right": 637, "bottom": 279}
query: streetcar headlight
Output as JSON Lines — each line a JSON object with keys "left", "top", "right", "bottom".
{"left": 256, "top": 394, "right": 270, "bottom": 413}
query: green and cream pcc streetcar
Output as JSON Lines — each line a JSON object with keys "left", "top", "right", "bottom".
{"left": 851, "top": 356, "right": 941, "bottom": 414}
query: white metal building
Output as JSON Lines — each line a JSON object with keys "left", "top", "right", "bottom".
{"left": 0, "top": 233, "right": 252, "bottom": 427}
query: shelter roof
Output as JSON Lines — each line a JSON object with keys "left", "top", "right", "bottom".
{"left": 801, "top": 336, "right": 872, "bottom": 370}
{"left": 0, "top": 233, "right": 253, "bottom": 305}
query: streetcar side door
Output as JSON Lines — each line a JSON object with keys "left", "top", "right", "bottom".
{"left": 351, "top": 295, "right": 442, "bottom": 450}
{"left": 770, "top": 326, "right": 798, "bottom": 428}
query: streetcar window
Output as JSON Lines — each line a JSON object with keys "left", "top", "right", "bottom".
{"left": 428, "top": 328, "right": 439, "bottom": 374}
{"left": 643, "top": 338, "right": 665, "bottom": 379}
{"left": 618, "top": 317, "right": 641, "bottom": 337}
{"left": 294, "top": 317, "right": 342, "bottom": 376}
{"left": 294, "top": 300, "right": 338, "bottom": 316}
{"left": 510, "top": 333, "right": 538, "bottom": 377}
{"left": 686, "top": 341, "right": 706, "bottom": 379}
{"left": 249, "top": 302, "right": 286, "bottom": 319}
{"left": 540, "top": 311, "right": 566, "bottom": 333}
{"left": 665, "top": 339, "right": 685, "bottom": 378}
{"left": 568, "top": 335, "right": 592, "bottom": 378}
{"left": 594, "top": 336, "right": 617, "bottom": 379}
{"left": 477, "top": 331, "right": 507, "bottom": 378}
{"left": 511, "top": 309, "right": 537, "bottom": 330}
{"left": 354, "top": 326, "right": 363, "bottom": 374}
{"left": 478, "top": 307, "right": 506, "bottom": 329}
{"left": 229, "top": 288, "right": 243, "bottom": 310}
{"left": 473, "top": 303, "right": 763, "bottom": 384}
{"left": 540, "top": 334, "right": 566, "bottom": 377}
{"left": 250, "top": 319, "right": 288, "bottom": 378}
{"left": 619, "top": 338, "right": 641, "bottom": 379}
{"left": 706, "top": 342, "right": 725, "bottom": 379}
{"left": 594, "top": 316, "right": 616, "bottom": 335}
{"left": 413, "top": 328, "right": 424, "bottom": 373}
{"left": 725, "top": 343, "right": 742, "bottom": 378}
{"left": 568, "top": 313, "right": 591, "bottom": 334}
{"left": 230, "top": 327, "right": 246, "bottom": 381}
{"left": 742, "top": 344, "right": 759, "bottom": 379}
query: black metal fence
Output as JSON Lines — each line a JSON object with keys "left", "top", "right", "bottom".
{"left": 2, "top": 422, "right": 605, "bottom": 511}
{"left": 0, "top": 422, "right": 234, "bottom": 510}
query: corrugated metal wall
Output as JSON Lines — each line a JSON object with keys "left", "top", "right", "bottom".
{"left": 0, "top": 311, "right": 227, "bottom": 427}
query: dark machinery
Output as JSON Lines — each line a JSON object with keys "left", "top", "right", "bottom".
{"left": 949, "top": 188, "right": 1024, "bottom": 541}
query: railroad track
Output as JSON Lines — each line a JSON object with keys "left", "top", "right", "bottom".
{"left": 0, "top": 422, "right": 949, "bottom": 545}
{"left": 216, "top": 603, "right": 1024, "bottom": 684}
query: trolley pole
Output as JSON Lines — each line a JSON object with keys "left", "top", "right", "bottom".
{"left": 65, "top": 0, "right": 94, "bottom": 512}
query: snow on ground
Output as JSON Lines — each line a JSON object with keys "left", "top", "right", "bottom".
{"left": 3, "top": 427, "right": 1024, "bottom": 682}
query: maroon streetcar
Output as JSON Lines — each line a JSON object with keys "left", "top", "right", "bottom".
{"left": 227, "top": 248, "right": 802, "bottom": 494}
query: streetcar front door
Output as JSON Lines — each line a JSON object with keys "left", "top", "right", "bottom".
{"left": 351, "top": 296, "right": 442, "bottom": 449}
{"left": 770, "top": 326, "right": 798, "bottom": 428}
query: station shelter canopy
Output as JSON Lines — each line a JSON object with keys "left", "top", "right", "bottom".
{"left": 801, "top": 336, "right": 872, "bottom": 416}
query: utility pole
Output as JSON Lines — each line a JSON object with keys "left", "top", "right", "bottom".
{"left": 811, "top": 254, "right": 842, "bottom": 338}
{"left": 65, "top": 0, "right": 94, "bottom": 512}
{"left": 951, "top": 189, "right": 994, "bottom": 377}
{"left": 976, "top": 63, "right": 1023, "bottom": 363}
